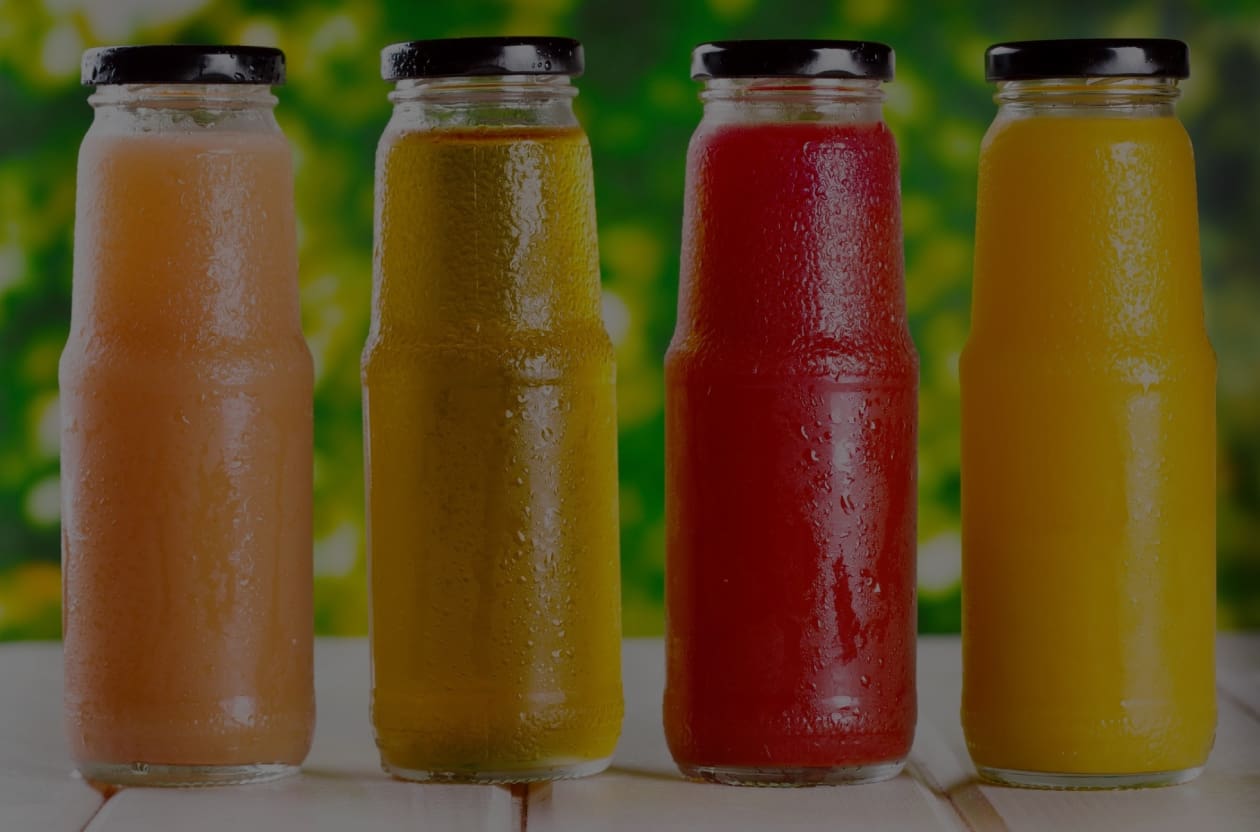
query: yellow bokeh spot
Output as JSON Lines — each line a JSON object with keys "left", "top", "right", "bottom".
{"left": 236, "top": 19, "right": 281, "bottom": 48}
{"left": 0, "top": 243, "right": 24, "bottom": 293}
{"left": 647, "top": 75, "right": 693, "bottom": 112}
{"left": 707, "top": 0, "right": 756, "bottom": 22}
{"left": 39, "top": 23, "right": 81, "bottom": 80}
{"left": 885, "top": 69, "right": 920, "bottom": 123}
{"left": 506, "top": 0, "right": 577, "bottom": 13}
{"left": 617, "top": 367, "right": 664, "bottom": 429}
{"left": 908, "top": 235, "right": 971, "bottom": 315}
{"left": 502, "top": 0, "right": 577, "bottom": 36}
{"left": 24, "top": 476, "right": 60, "bottom": 527}
{"left": 601, "top": 289, "right": 632, "bottom": 345}
{"left": 901, "top": 194, "right": 937, "bottom": 239}
{"left": 309, "top": 13, "right": 361, "bottom": 56}
{"left": 22, "top": 336, "right": 61, "bottom": 387}
{"left": 602, "top": 224, "right": 665, "bottom": 285}
{"left": 30, "top": 392, "right": 59, "bottom": 459}
{"left": 841, "top": 0, "right": 896, "bottom": 26}
{"left": 620, "top": 486, "right": 645, "bottom": 529}
{"left": 0, "top": 562, "right": 60, "bottom": 630}
{"left": 623, "top": 595, "right": 664, "bottom": 636}
{"left": 938, "top": 121, "right": 982, "bottom": 169}
{"left": 954, "top": 35, "right": 991, "bottom": 84}
{"left": 314, "top": 521, "right": 362, "bottom": 578}
{"left": 915, "top": 236, "right": 970, "bottom": 286}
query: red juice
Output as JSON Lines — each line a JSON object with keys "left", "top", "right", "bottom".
{"left": 664, "top": 116, "right": 918, "bottom": 783}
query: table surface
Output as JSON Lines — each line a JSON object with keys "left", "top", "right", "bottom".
{"left": 2, "top": 636, "right": 1257, "bottom": 831}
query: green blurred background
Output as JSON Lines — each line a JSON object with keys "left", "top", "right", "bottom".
{"left": 1, "top": 0, "right": 1258, "bottom": 639}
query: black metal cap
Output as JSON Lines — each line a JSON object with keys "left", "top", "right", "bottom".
{"left": 381, "top": 37, "right": 583, "bottom": 81}
{"left": 691, "top": 40, "right": 894, "bottom": 81}
{"left": 985, "top": 39, "right": 1189, "bottom": 81}
{"left": 82, "top": 45, "right": 285, "bottom": 86}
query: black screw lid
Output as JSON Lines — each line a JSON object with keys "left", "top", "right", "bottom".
{"left": 82, "top": 45, "right": 285, "bottom": 86}
{"left": 985, "top": 39, "right": 1189, "bottom": 82}
{"left": 691, "top": 40, "right": 894, "bottom": 81}
{"left": 381, "top": 37, "right": 583, "bottom": 81}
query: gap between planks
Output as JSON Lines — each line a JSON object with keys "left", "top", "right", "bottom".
{"left": 77, "top": 780, "right": 113, "bottom": 832}
{"left": 1218, "top": 684, "right": 1260, "bottom": 727}
{"left": 512, "top": 783, "right": 531, "bottom": 831}
{"left": 905, "top": 758, "right": 989, "bottom": 832}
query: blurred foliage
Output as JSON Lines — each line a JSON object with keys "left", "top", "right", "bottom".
{"left": 0, "top": 0, "right": 1257, "bottom": 639}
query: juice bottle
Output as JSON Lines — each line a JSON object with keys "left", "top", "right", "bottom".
{"left": 364, "top": 37, "right": 622, "bottom": 783}
{"left": 61, "top": 46, "right": 314, "bottom": 786}
{"left": 961, "top": 39, "right": 1216, "bottom": 788}
{"left": 664, "top": 40, "right": 918, "bottom": 786}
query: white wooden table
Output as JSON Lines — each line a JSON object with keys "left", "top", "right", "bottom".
{"left": 3, "top": 636, "right": 1257, "bottom": 830}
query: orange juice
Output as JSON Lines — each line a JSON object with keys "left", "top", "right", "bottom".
{"left": 962, "top": 41, "right": 1215, "bottom": 789}
{"left": 61, "top": 48, "right": 313, "bottom": 787}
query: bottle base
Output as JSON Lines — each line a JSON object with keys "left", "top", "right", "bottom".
{"left": 77, "top": 761, "right": 300, "bottom": 788}
{"left": 976, "top": 765, "right": 1204, "bottom": 790}
{"left": 382, "top": 755, "right": 612, "bottom": 784}
{"left": 678, "top": 759, "right": 905, "bottom": 787}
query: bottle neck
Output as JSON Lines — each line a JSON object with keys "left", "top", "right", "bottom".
{"left": 700, "top": 77, "right": 886, "bottom": 123}
{"left": 388, "top": 75, "right": 579, "bottom": 129}
{"left": 995, "top": 76, "right": 1180, "bottom": 117}
{"left": 88, "top": 84, "right": 279, "bottom": 132}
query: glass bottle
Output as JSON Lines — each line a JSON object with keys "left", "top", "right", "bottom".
{"left": 962, "top": 39, "right": 1215, "bottom": 789}
{"left": 62, "top": 45, "right": 314, "bottom": 787}
{"left": 364, "top": 37, "right": 623, "bottom": 783}
{"left": 665, "top": 40, "right": 918, "bottom": 786}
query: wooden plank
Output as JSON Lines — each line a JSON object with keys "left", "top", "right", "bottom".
{"left": 529, "top": 772, "right": 960, "bottom": 831}
{"left": 0, "top": 772, "right": 105, "bottom": 832}
{"left": 0, "top": 643, "right": 106, "bottom": 830}
{"left": 303, "top": 638, "right": 388, "bottom": 779}
{"left": 4, "top": 636, "right": 1258, "bottom": 830}
{"left": 0, "top": 643, "right": 91, "bottom": 776}
{"left": 977, "top": 770, "right": 1260, "bottom": 832}
{"left": 83, "top": 637, "right": 515, "bottom": 830}
{"left": 914, "top": 636, "right": 1005, "bottom": 831}
{"left": 912, "top": 635, "right": 1260, "bottom": 832}
{"left": 911, "top": 638, "right": 970, "bottom": 793}
{"left": 528, "top": 639, "right": 961, "bottom": 831}
{"left": 1217, "top": 633, "right": 1260, "bottom": 719}
{"left": 85, "top": 779, "right": 515, "bottom": 831}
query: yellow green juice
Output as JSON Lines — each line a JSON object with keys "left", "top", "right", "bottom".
{"left": 363, "top": 125, "right": 623, "bottom": 782}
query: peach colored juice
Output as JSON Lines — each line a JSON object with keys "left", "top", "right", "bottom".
{"left": 61, "top": 82, "right": 314, "bottom": 785}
